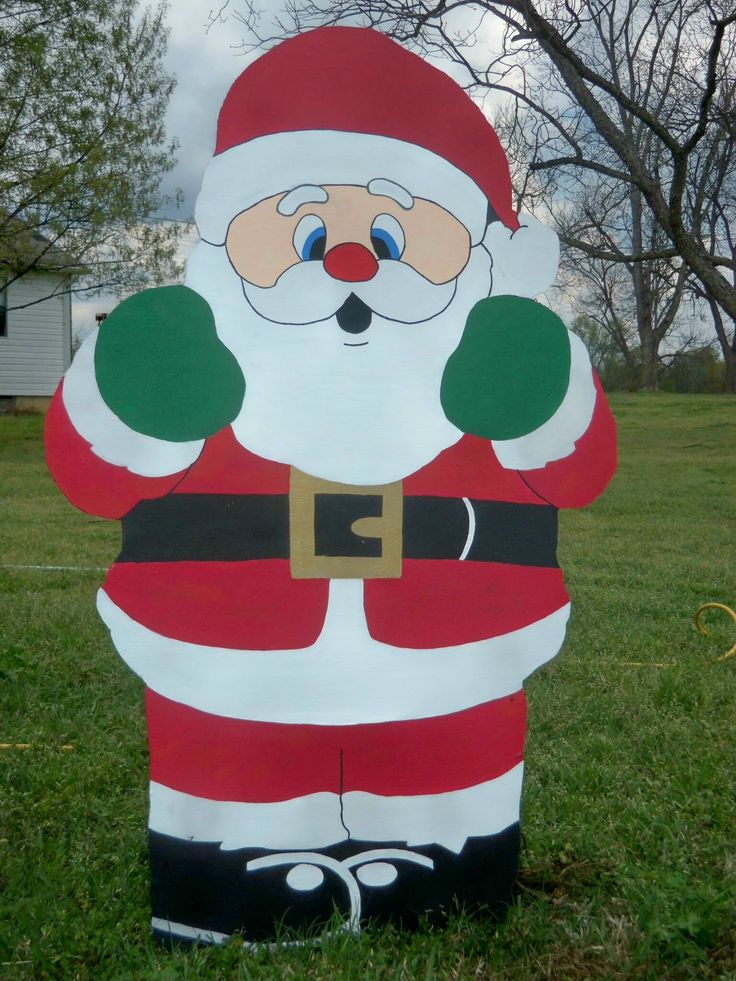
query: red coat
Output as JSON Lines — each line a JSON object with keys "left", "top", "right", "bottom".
{"left": 46, "top": 375, "right": 615, "bottom": 810}
{"left": 45, "top": 377, "right": 616, "bottom": 652}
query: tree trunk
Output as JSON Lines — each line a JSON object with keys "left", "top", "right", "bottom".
{"left": 708, "top": 298, "right": 736, "bottom": 394}
{"left": 725, "top": 349, "right": 736, "bottom": 395}
{"left": 639, "top": 334, "right": 659, "bottom": 391}
{"left": 629, "top": 189, "right": 659, "bottom": 391}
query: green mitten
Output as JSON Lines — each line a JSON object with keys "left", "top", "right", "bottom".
{"left": 441, "top": 295, "right": 570, "bottom": 441}
{"left": 95, "top": 286, "right": 245, "bottom": 442}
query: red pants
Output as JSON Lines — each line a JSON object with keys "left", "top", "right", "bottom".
{"left": 146, "top": 689, "right": 527, "bottom": 802}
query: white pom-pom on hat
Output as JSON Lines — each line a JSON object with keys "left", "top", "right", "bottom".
{"left": 485, "top": 212, "right": 560, "bottom": 298}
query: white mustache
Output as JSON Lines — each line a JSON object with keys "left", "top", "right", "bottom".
{"left": 239, "top": 260, "right": 457, "bottom": 326}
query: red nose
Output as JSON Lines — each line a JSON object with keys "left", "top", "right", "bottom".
{"left": 323, "top": 242, "right": 379, "bottom": 282}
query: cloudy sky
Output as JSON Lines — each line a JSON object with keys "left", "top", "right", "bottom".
{"left": 156, "top": 2, "right": 260, "bottom": 220}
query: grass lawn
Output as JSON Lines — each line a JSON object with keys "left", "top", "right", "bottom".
{"left": 1, "top": 394, "right": 735, "bottom": 979}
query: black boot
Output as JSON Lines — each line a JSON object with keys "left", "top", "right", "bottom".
{"left": 149, "top": 823, "right": 520, "bottom": 945}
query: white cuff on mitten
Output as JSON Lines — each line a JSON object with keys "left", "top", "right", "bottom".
{"left": 492, "top": 331, "right": 596, "bottom": 471}
{"left": 63, "top": 330, "right": 204, "bottom": 478}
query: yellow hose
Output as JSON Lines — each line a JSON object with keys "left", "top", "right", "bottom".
{"left": 694, "top": 603, "right": 736, "bottom": 661}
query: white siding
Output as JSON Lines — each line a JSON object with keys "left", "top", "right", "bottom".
{"left": 0, "top": 272, "right": 72, "bottom": 396}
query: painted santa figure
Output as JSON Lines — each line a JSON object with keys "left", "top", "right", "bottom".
{"left": 46, "top": 27, "right": 616, "bottom": 945}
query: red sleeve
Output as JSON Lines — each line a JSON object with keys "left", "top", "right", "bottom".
{"left": 45, "top": 382, "right": 194, "bottom": 519}
{"left": 518, "top": 373, "right": 617, "bottom": 509}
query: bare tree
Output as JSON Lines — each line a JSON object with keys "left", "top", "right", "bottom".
{"left": 707, "top": 300, "right": 736, "bottom": 393}
{"left": 561, "top": 250, "right": 639, "bottom": 382}
{"left": 683, "top": 113, "right": 736, "bottom": 391}
{"left": 549, "top": 176, "right": 692, "bottom": 388}
{"left": 222, "top": 0, "right": 736, "bottom": 336}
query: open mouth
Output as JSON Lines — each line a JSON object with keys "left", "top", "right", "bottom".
{"left": 336, "top": 293, "right": 372, "bottom": 334}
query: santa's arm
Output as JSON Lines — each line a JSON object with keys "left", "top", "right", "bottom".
{"left": 45, "top": 343, "right": 202, "bottom": 520}
{"left": 441, "top": 295, "right": 616, "bottom": 509}
{"left": 46, "top": 286, "right": 245, "bottom": 519}
{"left": 492, "top": 338, "right": 617, "bottom": 509}
{"left": 493, "top": 372, "right": 617, "bottom": 508}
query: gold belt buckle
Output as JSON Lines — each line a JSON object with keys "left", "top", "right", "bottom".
{"left": 289, "top": 467, "right": 403, "bottom": 579}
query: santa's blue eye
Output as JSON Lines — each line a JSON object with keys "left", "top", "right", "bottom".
{"left": 370, "top": 214, "right": 405, "bottom": 260}
{"left": 293, "top": 215, "right": 327, "bottom": 260}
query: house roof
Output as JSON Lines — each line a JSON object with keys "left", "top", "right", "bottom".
{"left": 0, "top": 212, "right": 82, "bottom": 275}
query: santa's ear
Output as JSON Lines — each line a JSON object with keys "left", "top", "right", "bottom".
{"left": 484, "top": 212, "right": 559, "bottom": 298}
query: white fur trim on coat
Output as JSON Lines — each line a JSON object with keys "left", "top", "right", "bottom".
{"left": 97, "top": 579, "right": 570, "bottom": 725}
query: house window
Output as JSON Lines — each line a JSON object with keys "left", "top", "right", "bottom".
{"left": 0, "top": 278, "right": 7, "bottom": 337}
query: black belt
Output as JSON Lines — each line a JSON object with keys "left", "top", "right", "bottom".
{"left": 117, "top": 493, "right": 558, "bottom": 568}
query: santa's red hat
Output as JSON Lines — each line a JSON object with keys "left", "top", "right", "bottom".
{"left": 195, "top": 27, "right": 519, "bottom": 247}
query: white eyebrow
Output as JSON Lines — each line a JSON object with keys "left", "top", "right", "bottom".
{"left": 277, "top": 185, "right": 329, "bottom": 216}
{"left": 367, "top": 179, "right": 414, "bottom": 210}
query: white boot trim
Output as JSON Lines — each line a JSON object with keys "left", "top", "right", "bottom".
{"left": 148, "top": 763, "right": 523, "bottom": 855}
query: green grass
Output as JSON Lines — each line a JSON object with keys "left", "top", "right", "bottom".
{"left": 1, "top": 394, "right": 735, "bottom": 979}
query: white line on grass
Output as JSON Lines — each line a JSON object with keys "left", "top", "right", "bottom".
{"left": 0, "top": 564, "right": 107, "bottom": 572}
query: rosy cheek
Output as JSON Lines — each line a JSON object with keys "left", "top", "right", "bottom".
{"left": 392, "top": 205, "right": 471, "bottom": 284}
{"left": 400, "top": 245, "right": 471, "bottom": 285}
{"left": 225, "top": 224, "right": 300, "bottom": 288}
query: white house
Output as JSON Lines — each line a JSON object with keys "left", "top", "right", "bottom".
{"left": 0, "top": 236, "right": 75, "bottom": 411}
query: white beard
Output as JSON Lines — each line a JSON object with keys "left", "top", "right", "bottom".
{"left": 185, "top": 242, "right": 493, "bottom": 484}
{"left": 238, "top": 254, "right": 459, "bottom": 326}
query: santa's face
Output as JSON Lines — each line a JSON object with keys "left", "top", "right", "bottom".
{"left": 186, "top": 180, "right": 493, "bottom": 484}
{"left": 225, "top": 183, "right": 471, "bottom": 330}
